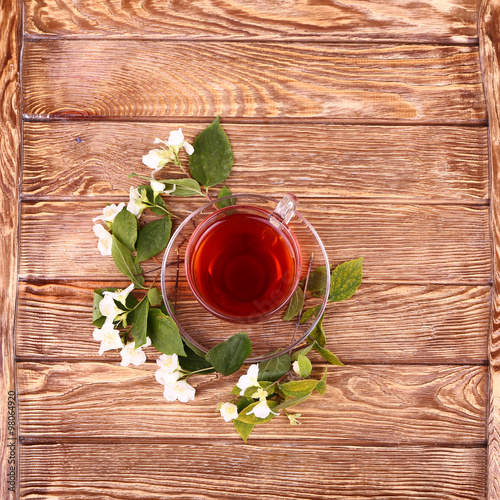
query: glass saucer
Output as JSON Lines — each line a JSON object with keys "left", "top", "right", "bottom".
{"left": 160, "top": 193, "right": 330, "bottom": 363}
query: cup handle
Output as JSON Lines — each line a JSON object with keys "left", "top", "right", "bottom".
{"left": 269, "top": 194, "right": 299, "bottom": 229}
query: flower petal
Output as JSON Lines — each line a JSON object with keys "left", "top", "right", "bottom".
{"left": 167, "top": 128, "right": 184, "bottom": 147}
{"left": 142, "top": 150, "right": 163, "bottom": 169}
{"left": 183, "top": 141, "right": 194, "bottom": 155}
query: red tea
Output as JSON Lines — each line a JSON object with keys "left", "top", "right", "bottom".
{"left": 186, "top": 209, "right": 300, "bottom": 322}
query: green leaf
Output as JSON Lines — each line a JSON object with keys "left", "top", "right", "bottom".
{"left": 205, "top": 332, "right": 252, "bottom": 376}
{"left": 112, "top": 207, "right": 138, "bottom": 251}
{"left": 274, "top": 393, "right": 312, "bottom": 411}
{"left": 329, "top": 257, "right": 363, "bottom": 302}
{"left": 279, "top": 379, "right": 318, "bottom": 398}
{"left": 180, "top": 337, "right": 208, "bottom": 359}
{"left": 189, "top": 116, "right": 234, "bottom": 188}
{"left": 93, "top": 316, "right": 107, "bottom": 328}
{"left": 236, "top": 400, "right": 279, "bottom": 425}
{"left": 178, "top": 344, "right": 215, "bottom": 373}
{"left": 147, "top": 308, "right": 186, "bottom": 356}
{"left": 233, "top": 397, "right": 256, "bottom": 441}
{"left": 216, "top": 186, "right": 235, "bottom": 209}
{"left": 147, "top": 287, "right": 163, "bottom": 307}
{"left": 139, "top": 185, "right": 168, "bottom": 216}
{"left": 283, "top": 286, "right": 304, "bottom": 321}
{"left": 306, "top": 265, "right": 329, "bottom": 295}
{"left": 233, "top": 420, "right": 254, "bottom": 443}
{"left": 316, "top": 367, "right": 328, "bottom": 395}
{"left": 300, "top": 305, "right": 321, "bottom": 324}
{"left": 161, "top": 178, "right": 203, "bottom": 197}
{"left": 111, "top": 235, "right": 145, "bottom": 288}
{"left": 290, "top": 343, "right": 314, "bottom": 362}
{"left": 236, "top": 397, "right": 255, "bottom": 412}
{"left": 307, "top": 312, "right": 326, "bottom": 347}
{"left": 296, "top": 354, "right": 312, "bottom": 378}
{"left": 125, "top": 293, "right": 139, "bottom": 309}
{"left": 313, "top": 342, "right": 344, "bottom": 366}
{"left": 135, "top": 215, "right": 172, "bottom": 263}
{"left": 93, "top": 292, "right": 104, "bottom": 325}
{"left": 130, "top": 298, "right": 150, "bottom": 348}
{"left": 258, "top": 353, "right": 291, "bottom": 382}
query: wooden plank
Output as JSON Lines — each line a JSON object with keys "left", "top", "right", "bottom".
{"left": 0, "top": 1, "right": 22, "bottom": 499}
{"left": 19, "top": 443, "right": 486, "bottom": 500}
{"left": 15, "top": 281, "right": 489, "bottom": 364}
{"left": 23, "top": 0, "right": 479, "bottom": 44}
{"left": 18, "top": 200, "right": 491, "bottom": 283}
{"left": 479, "top": 0, "right": 500, "bottom": 497}
{"left": 22, "top": 122, "right": 489, "bottom": 202}
{"left": 17, "top": 362, "right": 487, "bottom": 444}
{"left": 22, "top": 41, "right": 486, "bottom": 123}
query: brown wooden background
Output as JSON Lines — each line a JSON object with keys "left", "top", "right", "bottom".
{"left": 2, "top": 0, "right": 500, "bottom": 498}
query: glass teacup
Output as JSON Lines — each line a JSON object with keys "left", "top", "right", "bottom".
{"left": 184, "top": 196, "right": 302, "bottom": 323}
{"left": 161, "top": 193, "right": 330, "bottom": 362}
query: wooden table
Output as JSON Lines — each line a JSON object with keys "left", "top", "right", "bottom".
{"left": 2, "top": 0, "right": 500, "bottom": 498}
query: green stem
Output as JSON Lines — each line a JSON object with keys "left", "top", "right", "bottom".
{"left": 184, "top": 366, "right": 215, "bottom": 380}
{"left": 263, "top": 372, "right": 290, "bottom": 391}
{"left": 175, "top": 153, "right": 189, "bottom": 176}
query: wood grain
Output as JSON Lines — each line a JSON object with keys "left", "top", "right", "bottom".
{"left": 15, "top": 281, "right": 490, "bottom": 364}
{"left": 22, "top": 41, "right": 487, "bottom": 123}
{"left": 18, "top": 443, "right": 486, "bottom": 500}
{"left": 0, "top": 1, "right": 21, "bottom": 499}
{"left": 17, "top": 362, "right": 487, "bottom": 444}
{"left": 22, "top": 122, "right": 489, "bottom": 202}
{"left": 18, "top": 200, "right": 492, "bottom": 283}
{"left": 23, "top": 0, "right": 479, "bottom": 44}
{"left": 479, "top": 0, "right": 500, "bottom": 497}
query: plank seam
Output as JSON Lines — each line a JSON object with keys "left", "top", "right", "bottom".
{"left": 16, "top": 436, "right": 488, "bottom": 447}
{"left": 21, "top": 115, "right": 490, "bottom": 126}
{"left": 14, "top": 357, "right": 489, "bottom": 366}
{"left": 22, "top": 36, "right": 480, "bottom": 46}
{"left": 18, "top": 195, "right": 492, "bottom": 206}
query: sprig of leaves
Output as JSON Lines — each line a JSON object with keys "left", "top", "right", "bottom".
{"left": 91, "top": 118, "right": 363, "bottom": 443}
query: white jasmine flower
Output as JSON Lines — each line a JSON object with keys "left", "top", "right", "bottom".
{"left": 92, "top": 203, "right": 125, "bottom": 223}
{"left": 119, "top": 337, "right": 152, "bottom": 367}
{"left": 155, "top": 369, "right": 182, "bottom": 386}
{"left": 99, "top": 284, "right": 133, "bottom": 321}
{"left": 93, "top": 223, "right": 113, "bottom": 256}
{"left": 156, "top": 354, "right": 180, "bottom": 374}
{"left": 236, "top": 363, "right": 260, "bottom": 396}
{"left": 251, "top": 387, "right": 269, "bottom": 401}
{"left": 246, "top": 400, "right": 279, "bottom": 419}
{"left": 127, "top": 187, "right": 147, "bottom": 218}
{"left": 219, "top": 402, "right": 238, "bottom": 422}
{"left": 98, "top": 294, "right": 121, "bottom": 322}
{"left": 161, "top": 128, "right": 194, "bottom": 155}
{"left": 93, "top": 319, "right": 124, "bottom": 355}
{"left": 292, "top": 360, "right": 301, "bottom": 375}
{"left": 142, "top": 149, "right": 165, "bottom": 170}
{"left": 101, "top": 283, "right": 134, "bottom": 311}
{"left": 163, "top": 380, "right": 196, "bottom": 403}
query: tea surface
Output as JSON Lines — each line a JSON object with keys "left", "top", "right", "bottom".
{"left": 188, "top": 212, "right": 298, "bottom": 321}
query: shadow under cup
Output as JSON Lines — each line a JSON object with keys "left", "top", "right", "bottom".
{"left": 185, "top": 205, "right": 302, "bottom": 323}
